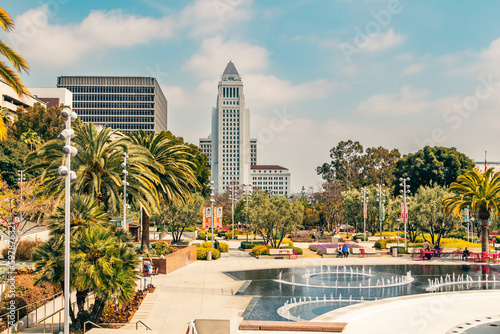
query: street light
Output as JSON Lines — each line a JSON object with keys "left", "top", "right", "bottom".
{"left": 361, "top": 187, "right": 368, "bottom": 241}
{"left": 376, "top": 184, "right": 386, "bottom": 240}
{"left": 210, "top": 181, "right": 215, "bottom": 248}
{"left": 243, "top": 184, "right": 252, "bottom": 242}
{"left": 122, "top": 153, "right": 129, "bottom": 232}
{"left": 399, "top": 177, "right": 411, "bottom": 249}
{"left": 18, "top": 169, "right": 25, "bottom": 197}
{"left": 58, "top": 107, "right": 78, "bottom": 334}
{"left": 228, "top": 184, "right": 237, "bottom": 240}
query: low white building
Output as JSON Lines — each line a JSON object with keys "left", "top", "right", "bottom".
{"left": 29, "top": 87, "right": 73, "bottom": 109}
{"left": 251, "top": 165, "right": 291, "bottom": 197}
{"left": 0, "top": 80, "right": 47, "bottom": 120}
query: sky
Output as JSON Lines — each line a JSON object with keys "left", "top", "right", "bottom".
{"left": 3, "top": 0, "right": 500, "bottom": 193}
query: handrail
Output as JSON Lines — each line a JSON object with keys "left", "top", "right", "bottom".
{"left": 83, "top": 321, "right": 103, "bottom": 333}
{"left": 136, "top": 320, "right": 152, "bottom": 330}
{"left": 0, "top": 291, "right": 63, "bottom": 319}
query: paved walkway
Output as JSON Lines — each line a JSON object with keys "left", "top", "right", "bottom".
{"left": 134, "top": 241, "right": 495, "bottom": 334}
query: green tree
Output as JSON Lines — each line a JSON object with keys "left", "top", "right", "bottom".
{"left": 126, "top": 131, "right": 199, "bottom": 252}
{"left": 393, "top": 146, "right": 475, "bottom": 196}
{"left": 26, "top": 123, "right": 160, "bottom": 215}
{"left": 443, "top": 168, "right": 500, "bottom": 252}
{"left": 20, "top": 129, "right": 42, "bottom": 151}
{"left": 0, "top": 7, "right": 30, "bottom": 97}
{"left": 247, "top": 192, "right": 303, "bottom": 247}
{"left": 0, "top": 137, "right": 33, "bottom": 187}
{"left": 12, "top": 103, "right": 65, "bottom": 142}
{"left": 162, "top": 131, "right": 211, "bottom": 196}
{"left": 153, "top": 193, "right": 204, "bottom": 243}
{"left": 313, "top": 181, "right": 343, "bottom": 232}
{"left": 361, "top": 146, "right": 400, "bottom": 186}
{"left": 316, "top": 140, "right": 363, "bottom": 190}
{"left": 412, "top": 185, "right": 461, "bottom": 245}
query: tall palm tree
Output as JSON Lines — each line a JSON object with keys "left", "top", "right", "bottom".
{"left": 126, "top": 131, "right": 199, "bottom": 252}
{"left": 442, "top": 168, "right": 500, "bottom": 252}
{"left": 26, "top": 123, "right": 160, "bottom": 215}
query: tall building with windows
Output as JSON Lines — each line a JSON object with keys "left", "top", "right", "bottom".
{"left": 57, "top": 76, "right": 167, "bottom": 133}
{"left": 200, "top": 61, "right": 291, "bottom": 195}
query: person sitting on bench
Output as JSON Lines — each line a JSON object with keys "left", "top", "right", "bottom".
{"left": 342, "top": 244, "right": 349, "bottom": 258}
{"left": 462, "top": 247, "right": 470, "bottom": 261}
{"left": 337, "top": 244, "right": 343, "bottom": 258}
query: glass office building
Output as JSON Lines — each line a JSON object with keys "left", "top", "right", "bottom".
{"left": 57, "top": 76, "right": 167, "bottom": 133}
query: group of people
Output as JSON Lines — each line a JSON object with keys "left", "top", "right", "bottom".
{"left": 422, "top": 241, "right": 442, "bottom": 260}
{"left": 337, "top": 244, "right": 350, "bottom": 258}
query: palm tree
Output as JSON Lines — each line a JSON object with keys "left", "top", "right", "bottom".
{"left": 48, "top": 194, "right": 110, "bottom": 237}
{"left": 126, "top": 131, "right": 199, "bottom": 252}
{"left": 0, "top": 7, "right": 30, "bottom": 97}
{"left": 26, "top": 123, "right": 159, "bottom": 215}
{"left": 72, "top": 226, "right": 139, "bottom": 326}
{"left": 20, "top": 129, "right": 42, "bottom": 150}
{"left": 442, "top": 168, "right": 500, "bottom": 252}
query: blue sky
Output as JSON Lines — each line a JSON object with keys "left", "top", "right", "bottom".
{"left": 3, "top": 0, "right": 500, "bottom": 192}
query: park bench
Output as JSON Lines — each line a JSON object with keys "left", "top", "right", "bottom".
{"left": 352, "top": 248, "right": 376, "bottom": 257}
{"left": 269, "top": 248, "right": 296, "bottom": 259}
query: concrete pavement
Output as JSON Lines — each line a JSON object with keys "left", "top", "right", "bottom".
{"left": 135, "top": 240, "right": 495, "bottom": 334}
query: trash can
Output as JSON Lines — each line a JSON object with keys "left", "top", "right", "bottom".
{"left": 207, "top": 251, "right": 212, "bottom": 261}
{"left": 392, "top": 248, "right": 398, "bottom": 257}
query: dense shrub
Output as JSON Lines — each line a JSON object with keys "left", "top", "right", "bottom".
{"left": 353, "top": 234, "right": 368, "bottom": 241}
{"left": 280, "top": 246, "right": 303, "bottom": 255}
{"left": 217, "top": 231, "right": 226, "bottom": 237}
{"left": 281, "top": 238, "right": 294, "bottom": 247}
{"left": 375, "top": 238, "right": 404, "bottom": 249}
{"left": 192, "top": 243, "right": 201, "bottom": 247}
{"left": 197, "top": 231, "right": 213, "bottom": 240}
{"left": 151, "top": 241, "right": 175, "bottom": 256}
{"left": 201, "top": 241, "right": 212, "bottom": 248}
{"left": 219, "top": 242, "right": 229, "bottom": 252}
{"left": 185, "top": 227, "right": 196, "bottom": 232}
{"left": 251, "top": 245, "right": 269, "bottom": 256}
{"left": 389, "top": 246, "right": 409, "bottom": 254}
{"left": 2, "top": 240, "right": 40, "bottom": 261}
{"left": 196, "top": 247, "right": 220, "bottom": 260}
{"left": 240, "top": 241, "right": 265, "bottom": 249}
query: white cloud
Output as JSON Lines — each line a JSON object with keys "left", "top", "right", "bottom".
{"left": 10, "top": 6, "right": 174, "bottom": 67}
{"left": 359, "top": 28, "right": 406, "bottom": 52}
{"left": 401, "top": 63, "right": 426, "bottom": 76}
{"left": 356, "top": 86, "right": 431, "bottom": 115}
{"left": 178, "top": 0, "right": 253, "bottom": 36}
{"left": 244, "top": 74, "right": 348, "bottom": 106}
{"left": 184, "top": 36, "right": 269, "bottom": 78}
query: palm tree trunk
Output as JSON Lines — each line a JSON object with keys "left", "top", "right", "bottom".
{"left": 481, "top": 218, "right": 489, "bottom": 253}
{"left": 140, "top": 209, "right": 150, "bottom": 253}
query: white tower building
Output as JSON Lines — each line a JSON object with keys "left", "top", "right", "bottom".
{"left": 210, "top": 61, "right": 251, "bottom": 193}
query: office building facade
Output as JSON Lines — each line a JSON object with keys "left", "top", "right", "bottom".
{"left": 57, "top": 76, "right": 167, "bottom": 133}
{"left": 200, "top": 62, "right": 291, "bottom": 195}
{"left": 251, "top": 165, "right": 291, "bottom": 197}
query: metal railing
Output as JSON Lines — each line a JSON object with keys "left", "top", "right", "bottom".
{"left": 83, "top": 320, "right": 151, "bottom": 333}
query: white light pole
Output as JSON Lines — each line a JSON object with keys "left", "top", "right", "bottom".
{"left": 122, "top": 153, "right": 129, "bottom": 232}
{"left": 361, "top": 187, "right": 367, "bottom": 241}
{"left": 399, "top": 177, "right": 410, "bottom": 249}
{"left": 243, "top": 184, "right": 252, "bottom": 242}
{"left": 58, "top": 107, "right": 78, "bottom": 334}
{"left": 228, "top": 184, "right": 236, "bottom": 240}
{"left": 376, "top": 184, "right": 386, "bottom": 240}
{"left": 17, "top": 169, "right": 24, "bottom": 197}
{"left": 210, "top": 181, "right": 215, "bottom": 248}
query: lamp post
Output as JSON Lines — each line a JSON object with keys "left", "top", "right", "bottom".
{"left": 228, "top": 184, "right": 236, "bottom": 240}
{"left": 243, "top": 184, "right": 252, "bottom": 242}
{"left": 210, "top": 181, "right": 215, "bottom": 248}
{"left": 376, "top": 184, "right": 386, "bottom": 240}
{"left": 399, "top": 177, "right": 410, "bottom": 249}
{"left": 361, "top": 187, "right": 368, "bottom": 241}
{"left": 57, "top": 107, "right": 78, "bottom": 334}
{"left": 122, "top": 153, "right": 129, "bottom": 232}
{"left": 18, "top": 169, "right": 25, "bottom": 197}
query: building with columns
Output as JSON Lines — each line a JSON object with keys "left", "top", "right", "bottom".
{"left": 200, "top": 61, "right": 291, "bottom": 195}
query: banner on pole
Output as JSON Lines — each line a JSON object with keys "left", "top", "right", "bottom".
{"left": 202, "top": 206, "right": 222, "bottom": 229}
{"left": 363, "top": 202, "right": 367, "bottom": 219}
